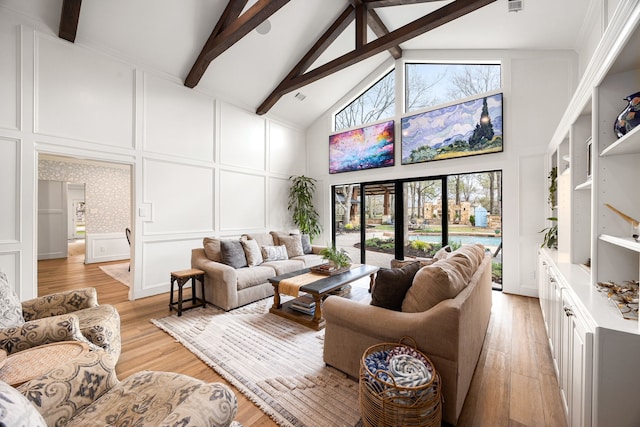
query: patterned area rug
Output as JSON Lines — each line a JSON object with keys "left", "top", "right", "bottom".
{"left": 99, "top": 262, "right": 130, "bottom": 287}
{"left": 151, "top": 298, "right": 361, "bottom": 427}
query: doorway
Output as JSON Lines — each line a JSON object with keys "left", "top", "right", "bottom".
{"left": 36, "top": 153, "right": 134, "bottom": 295}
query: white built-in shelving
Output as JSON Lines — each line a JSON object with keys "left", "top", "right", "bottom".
{"left": 540, "top": 1, "right": 640, "bottom": 426}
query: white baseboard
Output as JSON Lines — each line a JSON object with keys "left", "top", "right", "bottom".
{"left": 85, "top": 232, "right": 130, "bottom": 264}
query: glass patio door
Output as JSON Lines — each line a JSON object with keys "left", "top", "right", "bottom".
{"left": 362, "top": 183, "right": 396, "bottom": 268}
{"left": 403, "top": 178, "right": 446, "bottom": 259}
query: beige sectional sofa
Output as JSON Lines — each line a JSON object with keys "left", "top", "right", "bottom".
{"left": 191, "top": 231, "right": 325, "bottom": 311}
{"left": 323, "top": 244, "right": 492, "bottom": 426}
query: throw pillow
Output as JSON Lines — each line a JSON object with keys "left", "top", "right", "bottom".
{"left": 280, "top": 235, "right": 304, "bottom": 258}
{"left": 261, "top": 245, "right": 288, "bottom": 261}
{"left": 0, "top": 380, "right": 47, "bottom": 427}
{"left": 370, "top": 262, "right": 422, "bottom": 311}
{"left": 433, "top": 245, "right": 452, "bottom": 261}
{"left": 219, "top": 240, "right": 248, "bottom": 269}
{"left": 203, "top": 237, "right": 222, "bottom": 262}
{"left": 0, "top": 271, "right": 25, "bottom": 328}
{"left": 300, "top": 234, "right": 313, "bottom": 254}
{"left": 241, "top": 238, "right": 263, "bottom": 267}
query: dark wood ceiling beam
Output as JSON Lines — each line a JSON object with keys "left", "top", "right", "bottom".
{"left": 363, "top": 0, "right": 445, "bottom": 7}
{"left": 185, "top": 0, "right": 290, "bottom": 88}
{"left": 59, "top": 0, "right": 82, "bottom": 42}
{"left": 367, "top": 9, "right": 402, "bottom": 59}
{"left": 257, "top": 6, "right": 355, "bottom": 115}
{"left": 355, "top": 4, "right": 368, "bottom": 48}
{"left": 352, "top": 0, "right": 402, "bottom": 58}
{"left": 259, "top": 0, "right": 495, "bottom": 113}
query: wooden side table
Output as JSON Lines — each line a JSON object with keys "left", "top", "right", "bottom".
{"left": 0, "top": 341, "right": 90, "bottom": 387}
{"left": 169, "top": 268, "right": 206, "bottom": 316}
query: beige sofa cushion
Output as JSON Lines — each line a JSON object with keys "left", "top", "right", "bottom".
{"left": 401, "top": 250, "right": 475, "bottom": 313}
{"left": 279, "top": 234, "right": 304, "bottom": 257}
{"left": 203, "top": 237, "right": 221, "bottom": 262}
{"left": 241, "top": 238, "right": 263, "bottom": 266}
{"left": 235, "top": 266, "right": 276, "bottom": 290}
{"left": 244, "top": 233, "right": 276, "bottom": 247}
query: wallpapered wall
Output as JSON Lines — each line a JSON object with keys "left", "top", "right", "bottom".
{"left": 38, "top": 159, "right": 131, "bottom": 234}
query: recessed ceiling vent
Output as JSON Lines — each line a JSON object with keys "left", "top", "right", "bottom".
{"left": 294, "top": 92, "right": 306, "bottom": 101}
{"left": 508, "top": 0, "right": 523, "bottom": 12}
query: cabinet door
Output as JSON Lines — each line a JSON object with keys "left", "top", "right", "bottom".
{"left": 562, "top": 290, "right": 593, "bottom": 427}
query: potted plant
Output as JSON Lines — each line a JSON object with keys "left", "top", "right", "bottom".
{"left": 319, "top": 244, "right": 351, "bottom": 270}
{"left": 540, "top": 167, "right": 558, "bottom": 249}
{"left": 288, "top": 175, "right": 322, "bottom": 241}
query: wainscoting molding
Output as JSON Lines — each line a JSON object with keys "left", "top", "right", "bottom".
{"left": 85, "top": 232, "right": 130, "bottom": 264}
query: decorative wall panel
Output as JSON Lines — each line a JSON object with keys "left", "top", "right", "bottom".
{"left": 268, "top": 177, "right": 292, "bottom": 231}
{"left": 142, "top": 239, "right": 202, "bottom": 293}
{"left": 269, "top": 122, "right": 305, "bottom": 176}
{"left": 0, "top": 138, "right": 19, "bottom": 242}
{"left": 35, "top": 34, "right": 134, "bottom": 147}
{"left": 219, "top": 170, "right": 265, "bottom": 231}
{"left": 143, "top": 159, "right": 214, "bottom": 234}
{"left": 39, "top": 158, "right": 131, "bottom": 234}
{"left": 0, "top": 251, "right": 19, "bottom": 296}
{"left": 219, "top": 102, "right": 265, "bottom": 171}
{"left": 143, "top": 74, "right": 214, "bottom": 161}
{"left": 0, "top": 16, "right": 18, "bottom": 130}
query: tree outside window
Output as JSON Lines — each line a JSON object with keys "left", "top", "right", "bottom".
{"left": 405, "top": 63, "right": 501, "bottom": 113}
{"left": 334, "top": 70, "right": 395, "bottom": 132}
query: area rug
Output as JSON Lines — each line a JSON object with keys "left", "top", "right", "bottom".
{"left": 151, "top": 298, "right": 361, "bottom": 427}
{"left": 99, "top": 262, "right": 130, "bottom": 287}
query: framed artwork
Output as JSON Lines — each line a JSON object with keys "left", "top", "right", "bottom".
{"left": 329, "top": 120, "right": 395, "bottom": 174}
{"left": 401, "top": 92, "right": 503, "bottom": 164}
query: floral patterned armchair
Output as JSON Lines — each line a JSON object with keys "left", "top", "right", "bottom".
{"left": 4, "top": 350, "right": 239, "bottom": 427}
{"left": 0, "top": 271, "right": 121, "bottom": 358}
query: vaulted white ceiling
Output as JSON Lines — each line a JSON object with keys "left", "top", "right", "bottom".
{"left": 0, "top": 0, "right": 591, "bottom": 128}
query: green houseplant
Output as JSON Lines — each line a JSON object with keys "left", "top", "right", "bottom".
{"left": 319, "top": 244, "right": 351, "bottom": 269}
{"left": 540, "top": 167, "right": 558, "bottom": 249}
{"left": 288, "top": 175, "right": 322, "bottom": 241}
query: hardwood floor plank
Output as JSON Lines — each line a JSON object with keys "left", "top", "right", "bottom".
{"left": 36, "top": 251, "right": 567, "bottom": 427}
{"left": 510, "top": 372, "right": 544, "bottom": 426}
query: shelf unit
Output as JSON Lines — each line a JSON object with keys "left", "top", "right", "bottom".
{"left": 541, "top": 2, "right": 640, "bottom": 426}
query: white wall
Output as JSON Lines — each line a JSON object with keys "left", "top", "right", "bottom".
{"left": 0, "top": 11, "right": 306, "bottom": 300}
{"left": 307, "top": 49, "right": 578, "bottom": 297}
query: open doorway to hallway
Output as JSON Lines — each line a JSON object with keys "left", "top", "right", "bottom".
{"left": 37, "top": 153, "right": 133, "bottom": 296}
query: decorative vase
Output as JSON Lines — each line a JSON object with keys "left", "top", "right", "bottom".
{"left": 614, "top": 91, "right": 640, "bottom": 138}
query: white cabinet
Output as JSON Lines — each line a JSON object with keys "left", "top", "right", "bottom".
{"left": 539, "top": 250, "right": 640, "bottom": 427}
{"left": 561, "top": 287, "right": 593, "bottom": 427}
{"left": 542, "top": 4, "right": 640, "bottom": 425}
{"left": 538, "top": 253, "right": 594, "bottom": 427}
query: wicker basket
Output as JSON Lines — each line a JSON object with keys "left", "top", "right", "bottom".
{"left": 359, "top": 337, "right": 442, "bottom": 427}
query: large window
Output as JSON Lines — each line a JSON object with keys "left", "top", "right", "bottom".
{"left": 332, "top": 170, "right": 503, "bottom": 289}
{"left": 334, "top": 70, "right": 395, "bottom": 132}
{"left": 405, "top": 63, "right": 501, "bottom": 113}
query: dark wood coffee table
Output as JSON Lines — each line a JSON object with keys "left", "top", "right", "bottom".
{"left": 268, "top": 264, "right": 378, "bottom": 330}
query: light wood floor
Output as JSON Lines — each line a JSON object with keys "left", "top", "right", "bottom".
{"left": 37, "top": 243, "right": 567, "bottom": 427}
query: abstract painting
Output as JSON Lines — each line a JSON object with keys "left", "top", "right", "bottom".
{"left": 329, "top": 120, "right": 395, "bottom": 174}
{"left": 401, "top": 93, "right": 503, "bottom": 164}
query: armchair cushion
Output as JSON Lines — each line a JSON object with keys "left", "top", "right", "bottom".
{"left": 0, "top": 380, "right": 46, "bottom": 427}
{"left": 0, "top": 271, "right": 24, "bottom": 328}
{"left": 21, "top": 287, "right": 98, "bottom": 321}
{"left": 19, "top": 351, "right": 238, "bottom": 427}
{"left": 18, "top": 350, "right": 118, "bottom": 427}
{"left": 0, "top": 314, "right": 91, "bottom": 355}
{"left": 371, "top": 261, "right": 421, "bottom": 311}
